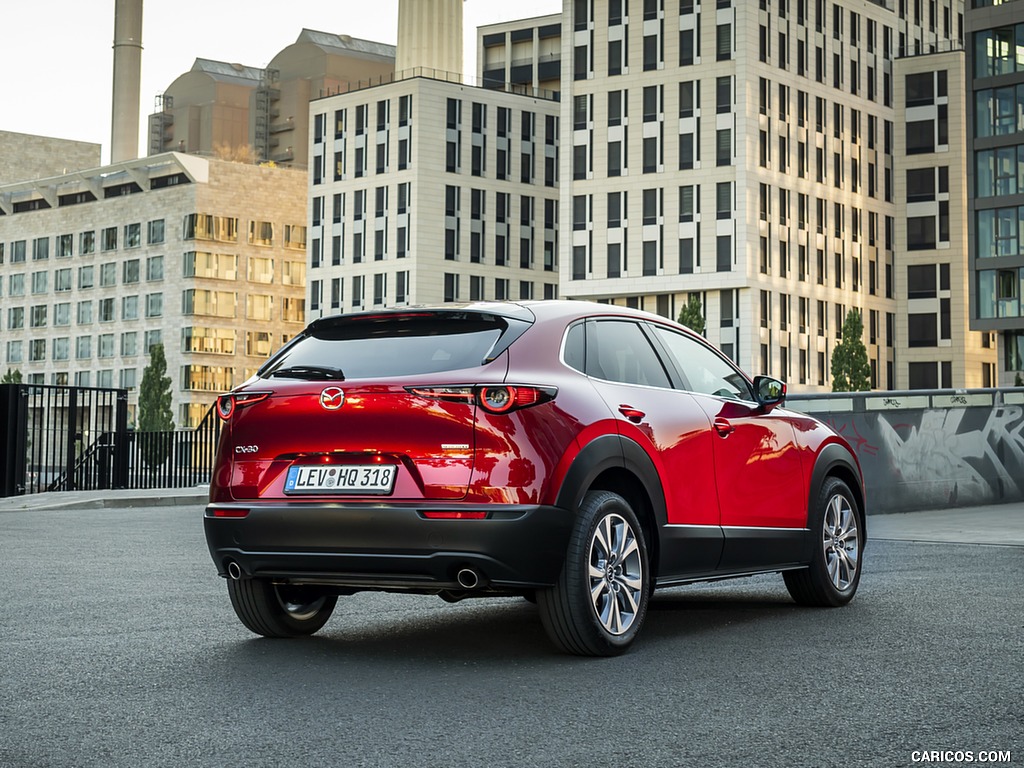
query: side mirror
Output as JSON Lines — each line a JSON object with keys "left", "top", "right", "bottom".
{"left": 753, "top": 375, "right": 786, "bottom": 412}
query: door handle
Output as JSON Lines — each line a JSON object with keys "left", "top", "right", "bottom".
{"left": 713, "top": 418, "right": 734, "bottom": 437}
{"left": 618, "top": 405, "right": 646, "bottom": 424}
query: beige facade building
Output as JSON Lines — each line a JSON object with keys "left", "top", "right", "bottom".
{"left": 148, "top": 30, "right": 396, "bottom": 168}
{"left": 0, "top": 131, "right": 101, "bottom": 186}
{"left": 478, "top": 14, "right": 564, "bottom": 97}
{"left": 306, "top": 76, "right": 560, "bottom": 316}
{"left": 0, "top": 154, "right": 308, "bottom": 426}
{"left": 556, "top": 0, "right": 973, "bottom": 391}
{"left": 893, "top": 50, "right": 996, "bottom": 389}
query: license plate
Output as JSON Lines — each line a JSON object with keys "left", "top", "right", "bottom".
{"left": 284, "top": 464, "right": 398, "bottom": 495}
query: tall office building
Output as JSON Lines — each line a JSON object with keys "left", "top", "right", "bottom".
{"left": 0, "top": 154, "right": 308, "bottom": 426}
{"left": 558, "top": 0, "right": 971, "bottom": 390}
{"left": 966, "top": 0, "right": 1024, "bottom": 385}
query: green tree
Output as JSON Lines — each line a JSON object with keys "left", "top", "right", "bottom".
{"left": 1, "top": 368, "right": 23, "bottom": 383}
{"left": 677, "top": 294, "right": 706, "bottom": 335}
{"left": 831, "top": 310, "right": 871, "bottom": 392}
{"left": 138, "top": 344, "right": 175, "bottom": 470}
{"left": 1015, "top": 372, "right": 1023, "bottom": 388}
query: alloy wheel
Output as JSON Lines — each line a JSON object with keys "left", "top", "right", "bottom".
{"left": 588, "top": 513, "right": 644, "bottom": 636}
{"left": 822, "top": 493, "right": 859, "bottom": 591}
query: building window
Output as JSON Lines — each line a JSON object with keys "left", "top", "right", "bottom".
{"left": 145, "top": 255, "right": 164, "bottom": 282}
{"left": 717, "top": 23, "right": 732, "bottom": 60}
{"left": 122, "top": 295, "right": 139, "bottom": 321}
{"left": 57, "top": 234, "right": 73, "bottom": 258}
{"left": 124, "top": 223, "right": 141, "bottom": 249}
{"left": 32, "top": 237, "right": 49, "bottom": 261}
{"left": 974, "top": 24, "right": 1024, "bottom": 78}
{"left": 975, "top": 146, "right": 1024, "bottom": 198}
{"left": 716, "top": 129, "right": 732, "bottom": 165}
{"left": 146, "top": 293, "right": 163, "bottom": 318}
{"left": 716, "top": 236, "right": 732, "bottom": 272}
{"left": 148, "top": 219, "right": 165, "bottom": 244}
{"left": 30, "top": 305, "right": 48, "bottom": 328}
{"left": 444, "top": 273, "right": 459, "bottom": 302}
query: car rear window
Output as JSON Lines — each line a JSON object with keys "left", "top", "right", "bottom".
{"left": 260, "top": 312, "right": 527, "bottom": 379}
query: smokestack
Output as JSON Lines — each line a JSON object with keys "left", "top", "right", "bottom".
{"left": 396, "top": 0, "right": 464, "bottom": 78}
{"left": 111, "top": 0, "right": 143, "bottom": 163}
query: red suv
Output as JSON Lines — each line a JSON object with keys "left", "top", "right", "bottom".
{"left": 205, "top": 301, "right": 865, "bottom": 656}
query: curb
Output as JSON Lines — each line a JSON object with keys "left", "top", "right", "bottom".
{"left": 0, "top": 492, "right": 208, "bottom": 513}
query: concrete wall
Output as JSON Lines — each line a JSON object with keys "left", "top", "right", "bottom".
{"left": 0, "top": 131, "right": 101, "bottom": 184}
{"left": 788, "top": 390, "right": 1024, "bottom": 514}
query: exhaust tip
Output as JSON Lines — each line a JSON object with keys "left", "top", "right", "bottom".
{"left": 456, "top": 567, "right": 483, "bottom": 590}
{"left": 226, "top": 561, "right": 243, "bottom": 580}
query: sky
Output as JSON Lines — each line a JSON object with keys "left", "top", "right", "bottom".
{"left": 1, "top": 0, "right": 562, "bottom": 165}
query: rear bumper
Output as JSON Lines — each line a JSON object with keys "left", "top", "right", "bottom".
{"left": 203, "top": 502, "right": 576, "bottom": 591}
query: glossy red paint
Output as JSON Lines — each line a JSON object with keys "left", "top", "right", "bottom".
{"left": 206, "top": 300, "right": 863, "bottom": 593}
{"left": 586, "top": 377, "right": 720, "bottom": 526}
{"left": 210, "top": 302, "right": 860, "bottom": 523}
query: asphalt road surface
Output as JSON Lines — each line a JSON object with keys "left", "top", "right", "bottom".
{"left": 1, "top": 505, "right": 1020, "bottom": 768}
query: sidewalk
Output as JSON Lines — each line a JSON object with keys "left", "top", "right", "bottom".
{"left": 1, "top": 488, "right": 1022, "bottom": 547}
{"left": 866, "top": 502, "right": 1024, "bottom": 547}
{"left": 0, "top": 486, "right": 209, "bottom": 513}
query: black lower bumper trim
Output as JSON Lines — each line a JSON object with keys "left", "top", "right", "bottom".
{"left": 204, "top": 502, "right": 575, "bottom": 590}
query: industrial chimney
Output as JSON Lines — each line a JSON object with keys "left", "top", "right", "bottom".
{"left": 396, "top": 0, "right": 464, "bottom": 79}
{"left": 110, "top": 0, "right": 143, "bottom": 163}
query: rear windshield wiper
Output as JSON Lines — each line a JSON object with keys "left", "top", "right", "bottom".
{"left": 267, "top": 365, "right": 345, "bottom": 381}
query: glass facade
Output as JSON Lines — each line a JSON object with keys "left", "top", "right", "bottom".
{"left": 972, "top": 7, "right": 1024, "bottom": 376}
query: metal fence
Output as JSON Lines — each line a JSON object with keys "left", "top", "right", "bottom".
{"left": 0, "top": 383, "right": 221, "bottom": 498}
{"left": 123, "top": 406, "right": 222, "bottom": 490}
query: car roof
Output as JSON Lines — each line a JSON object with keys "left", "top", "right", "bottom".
{"left": 307, "top": 300, "right": 686, "bottom": 331}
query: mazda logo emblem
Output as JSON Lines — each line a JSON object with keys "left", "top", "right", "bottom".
{"left": 320, "top": 387, "right": 345, "bottom": 410}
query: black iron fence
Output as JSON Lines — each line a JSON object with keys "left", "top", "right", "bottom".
{"left": 0, "top": 383, "right": 221, "bottom": 498}
{"left": 123, "top": 405, "right": 222, "bottom": 490}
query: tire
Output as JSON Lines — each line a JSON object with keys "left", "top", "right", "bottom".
{"left": 227, "top": 578, "right": 337, "bottom": 638}
{"left": 538, "top": 491, "right": 650, "bottom": 656}
{"left": 785, "top": 477, "right": 863, "bottom": 607}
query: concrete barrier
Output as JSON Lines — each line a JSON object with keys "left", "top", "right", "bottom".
{"left": 787, "top": 389, "right": 1024, "bottom": 514}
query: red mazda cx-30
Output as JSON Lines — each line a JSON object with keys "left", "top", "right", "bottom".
{"left": 205, "top": 301, "right": 865, "bottom": 656}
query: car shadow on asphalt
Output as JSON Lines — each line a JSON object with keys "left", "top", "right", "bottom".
{"left": 203, "top": 580, "right": 810, "bottom": 667}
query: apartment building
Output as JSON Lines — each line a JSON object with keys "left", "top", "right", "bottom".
{"left": 894, "top": 49, "right": 996, "bottom": 388}
{"left": 0, "top": 154, "right": 308, "bottom": 426}
{"left": 966, "top": 0, "right": 1024, "bottom": 384}
{"left": 558, "top": 0, "right": 968, "bottom": 390}
{"left": 306, "top": 75, "right": 561, "bottom": 315}
{"left": 479, "top": 14, "right": 564, "bottom": 96}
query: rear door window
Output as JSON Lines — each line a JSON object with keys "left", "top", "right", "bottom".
{"left": 585, "top": 320, "right": 672, "bottom": 388}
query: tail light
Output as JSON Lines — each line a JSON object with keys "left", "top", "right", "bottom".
{"left": 477, "top": 386, "right": 551, "bottom": 413}
{"left": 215, "top": 391, "right": 271, "bottom": 421}
{"left": 422, "top": 511, "right": 488, "bottom": 520}
{"left": 208, "top": 507, "right": 250, "bottom": 518}
{"left": 406, "top": 385, "right": 556, "bottom": 415}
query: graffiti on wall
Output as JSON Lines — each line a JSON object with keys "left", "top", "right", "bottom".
{"left": 817, "top": 404, "right": 1024, "bottom": 513}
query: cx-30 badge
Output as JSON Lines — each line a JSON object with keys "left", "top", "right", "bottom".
{"left": 320, "top": 387, "right": 345, "bottom": 410}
